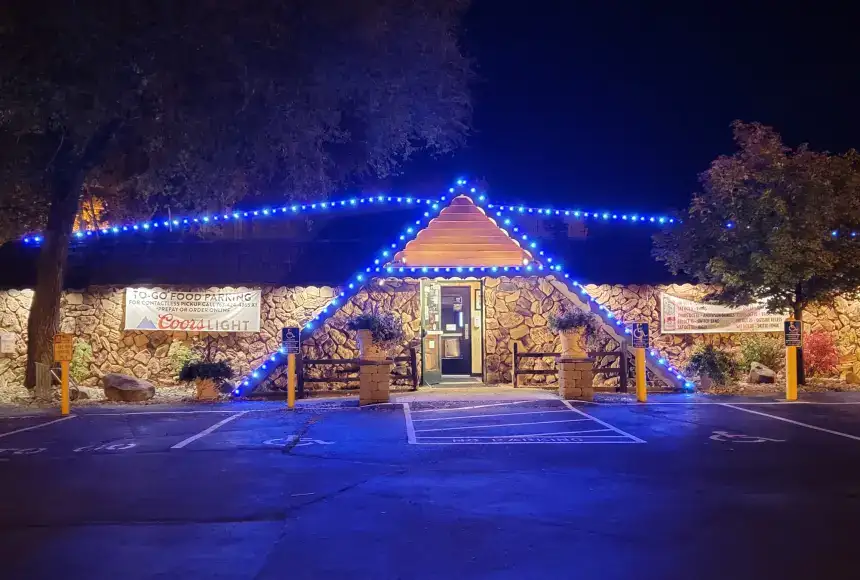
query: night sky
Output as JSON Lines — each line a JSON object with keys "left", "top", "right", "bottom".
{"left": 394, "top": 1, "right": 860, "bottom": 212}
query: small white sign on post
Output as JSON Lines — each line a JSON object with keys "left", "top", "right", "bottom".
{"left": 660, "top": 293, "right": 786, "bottom": 334}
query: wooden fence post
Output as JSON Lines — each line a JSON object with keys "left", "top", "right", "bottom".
{"left": 410, "top": 347, "right": 418, "bottom": 391}
{"left": 296, "top": 351, "right": 305, "bottom": 399}
{"left": 512, "top": 342, "right": 519, "bottom": 388}
{"left": 619, "top": 339, "right": 630, "bottom": 393}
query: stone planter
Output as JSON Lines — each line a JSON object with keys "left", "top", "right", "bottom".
{"left": 558, "top": 358, "right": 595, "bottom": 401}
{"left": 559, "top": 328, "right": 588, "bottom": 359}
{"left": 359, "top": 360, "right": 392, "bottom": 405}
{"left": 356, "top": 329, "right": 387, "bottom": 362}
{"left": 195, "top": 378, "right": 220, "bottom": 401}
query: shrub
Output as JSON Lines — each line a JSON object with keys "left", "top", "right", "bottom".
{"left": 685, "top": 345, "right": 739, "bottom": 386}
{"left": 170, "top": 342, "right": 199, "bottom": 376}
{"left": 738, "top": 335, "right": 784, "bottom": 372}
{"left": 179, "top": 360, "right": 234, "bottom": 383}
{"left": 804, "top": 330, "right": 839, "bottom": 377}
{"left": 547, "top": 308, "right": 598, "bottom": 338}
{"left": 346, "top": 311, "right": 404, "bottom": 346}
{"left": 70, "top": 340, "right": 93, "bottom": 383}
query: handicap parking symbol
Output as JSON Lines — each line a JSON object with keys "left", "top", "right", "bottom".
{"left": 264, "top": 437, "right": 334, "bottom": 447}
{"left": 709, "top": 430, "right": 784, "bottom": 443}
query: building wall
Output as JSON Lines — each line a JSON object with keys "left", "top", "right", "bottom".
{"left": 483, "top": 278, "right": 860, "bottom": 385}
{"left": 583, "top": 283, "right": 860, "bottom": 374}
{"left": 483, "top": 276, "right": 571, "bottom": 384}
{"left": 2, "top": 279, "right": 859, "bottom": 394}
{"left": 0, "top": 286, "right": 337, "bottom": 390}
{"left": 0, "top": 281, "right": 422, "bottom": 394}
{"left": 293, "top": 279, "right": 421, "bottom": 391}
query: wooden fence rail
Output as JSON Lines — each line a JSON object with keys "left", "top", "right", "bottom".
{"left": 297, "top": 347, "right": 418, "bottom": 398}
{"left": 512, "top": 342, "right": 629, "bottom": 392}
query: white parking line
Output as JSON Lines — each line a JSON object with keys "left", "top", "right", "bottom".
{"left": 409, "top": 400, "right": 533, "bottom": 413}
{"left": 86, "top": 410, "right": 256, "bottom": 416}
{"left": 586, "top": 401, "right": 860, "bottom": 406}
{"left": 171, "top": 411, "right": 248, "bottom": 449}
{"left": 561, "top": 401, "right": 646, "bottom": 443}
{"left": 402, "top": 403, "right": 417, "bottom": 444}
{"left": 415, "top": 418, "right": 592, "bottom": 433}
{"left": 0, "top": 415, "right": 76, "bottom": 439}
{"left": 411, "top": 409, "right": 573, "bottom": 423}
{"left": 417, "top": 429, "right": 613, "bottom": 439}
{"left": 721, "top": 404, "right": 860, "bottom": 442}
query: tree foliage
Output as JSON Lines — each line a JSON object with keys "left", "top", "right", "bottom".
{"left": 0, "top": 0, "right": 472, "bottom": 386}
{"left": 654, "top": 121, "right": 860, "bottom": 318}
{"left": 0, "top": 0, "right": 472, "bottom": 231}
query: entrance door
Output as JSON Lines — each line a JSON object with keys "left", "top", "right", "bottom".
{"left": 440, "top": 286, "right": 472, "bottom": 375}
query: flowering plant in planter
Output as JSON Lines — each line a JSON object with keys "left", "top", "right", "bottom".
{"left": 346, "top": 311, "right": 405, "bottom": 361}
{"left": 547, "top": 308, "right": 598, "bottom": 358}
{"left": 179, "top": 360, "right": 234, "bottom": 400}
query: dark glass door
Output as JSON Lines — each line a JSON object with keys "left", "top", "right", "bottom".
{"left": 440, "top": 286, "right": 471, "bottom": 375}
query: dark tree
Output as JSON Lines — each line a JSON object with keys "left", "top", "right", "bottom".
{"left": 0, "top": 0, "right": 472, "bottom": 387}
{"left": 654, "top": 121, "right": 860, "bottom": 380}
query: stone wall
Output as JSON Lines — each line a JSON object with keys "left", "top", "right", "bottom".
{"left": 583, "top": 283, "right": 860, "bottom": 373}
{"left": 274, "top": 279, "right": 421, "bottom": 391}
{"left": 483, "top": 277, "right": 621, "bottom": 385}
{"left": 3, "top": 279, "right": 859, "bottom": 395}
{"left": 0, "top": 285, "right": 337, "bottom": 391}
{"left": 482, "top": 278, "right": 860, "bottom": 385}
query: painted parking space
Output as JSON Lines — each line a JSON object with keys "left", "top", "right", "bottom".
{"left": 0, "top": 415, "right": 76, "bottom": 438}
{"left": 0, "top": 411, "right": 258, "bottom": 458}
{"left": 722, "top": 402, "right": 860, "bottom": 442}
{"left": 404, "top": 400, "right": 644, "bottom": 444}
{"left": 180, "top": 409, "right": 322, "bottom": 450}
{"left": 570, "top": 400, "right": 860, "bottom": 449}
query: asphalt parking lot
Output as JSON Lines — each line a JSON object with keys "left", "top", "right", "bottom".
{"left": 2, "top": 394, "right": 860, "bottom": 579}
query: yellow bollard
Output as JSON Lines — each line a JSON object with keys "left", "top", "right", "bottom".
{"left": 785, "top": 345, "right": 798, "bottom": 401}
{"left": 635, "top": 347, "right": 647, "bottom": 403}
{"left": 60, "top": 360, "right": 70, "bottom": 416}
{"left": 287, "top": 353, "right": 296, "bottom": 409}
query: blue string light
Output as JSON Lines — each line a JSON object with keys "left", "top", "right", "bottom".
{"left": 233, "top": 178, "right": 694, "bottom": 396}
{"left": 232, "top": 190, "right": 459, "bottom": 396}
{"left": 722, "top": 221, "right": 858, "bottom": 241}
{"left": 20, "top": 195, "right": 438, "bottom": 246}
{"left": 487, "top": 204, "right": 676, "bottom": 226}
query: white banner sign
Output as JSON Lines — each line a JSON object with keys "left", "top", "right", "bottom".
{"left": 660, "top": 293, "right": 785, "bottom": 334}
{"left": 124, "top": 288, "right": 261, "bottom": 332}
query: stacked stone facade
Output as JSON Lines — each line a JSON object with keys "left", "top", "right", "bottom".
{"left": 2, "top": 278, "right": 859, "bottom": 396}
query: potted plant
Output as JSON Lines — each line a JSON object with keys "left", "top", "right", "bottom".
{"left": 685, "top": 345, "right": 738, "bottom": 390}
{"left": 346, "top": 311, "right": 405, "bottom": 361}
{"left": 548, "top": 308, "right": 598, "bottom": 359}
{"left": 179, "top": 360, "right": 234, "bottom": 400}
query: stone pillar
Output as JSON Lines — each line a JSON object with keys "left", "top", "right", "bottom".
{"left": 558, "top": 358, "right": 595, "bottom": 401}
{"left": 359, "top": 360, "right": 392, "bottom": 405}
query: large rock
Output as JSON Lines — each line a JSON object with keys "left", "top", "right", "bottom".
{"left": 748, "top": 362, "right": 776, "bottom": 384}
{"left": 102, "top": 373, "right": 156, "bottom": 402}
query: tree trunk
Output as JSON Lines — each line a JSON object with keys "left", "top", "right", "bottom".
{"left": 23, "top": 174, "right": 81, "bottom": 388}
{"left": 23, "top": 122, "right": 121, "bottom": 388}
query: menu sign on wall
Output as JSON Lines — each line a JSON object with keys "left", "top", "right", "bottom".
{"left": 660, "top": 293, "right": 785, "bottom": 334}
{"left": 124, "top": 288, "right": 261, "bottom": 332}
